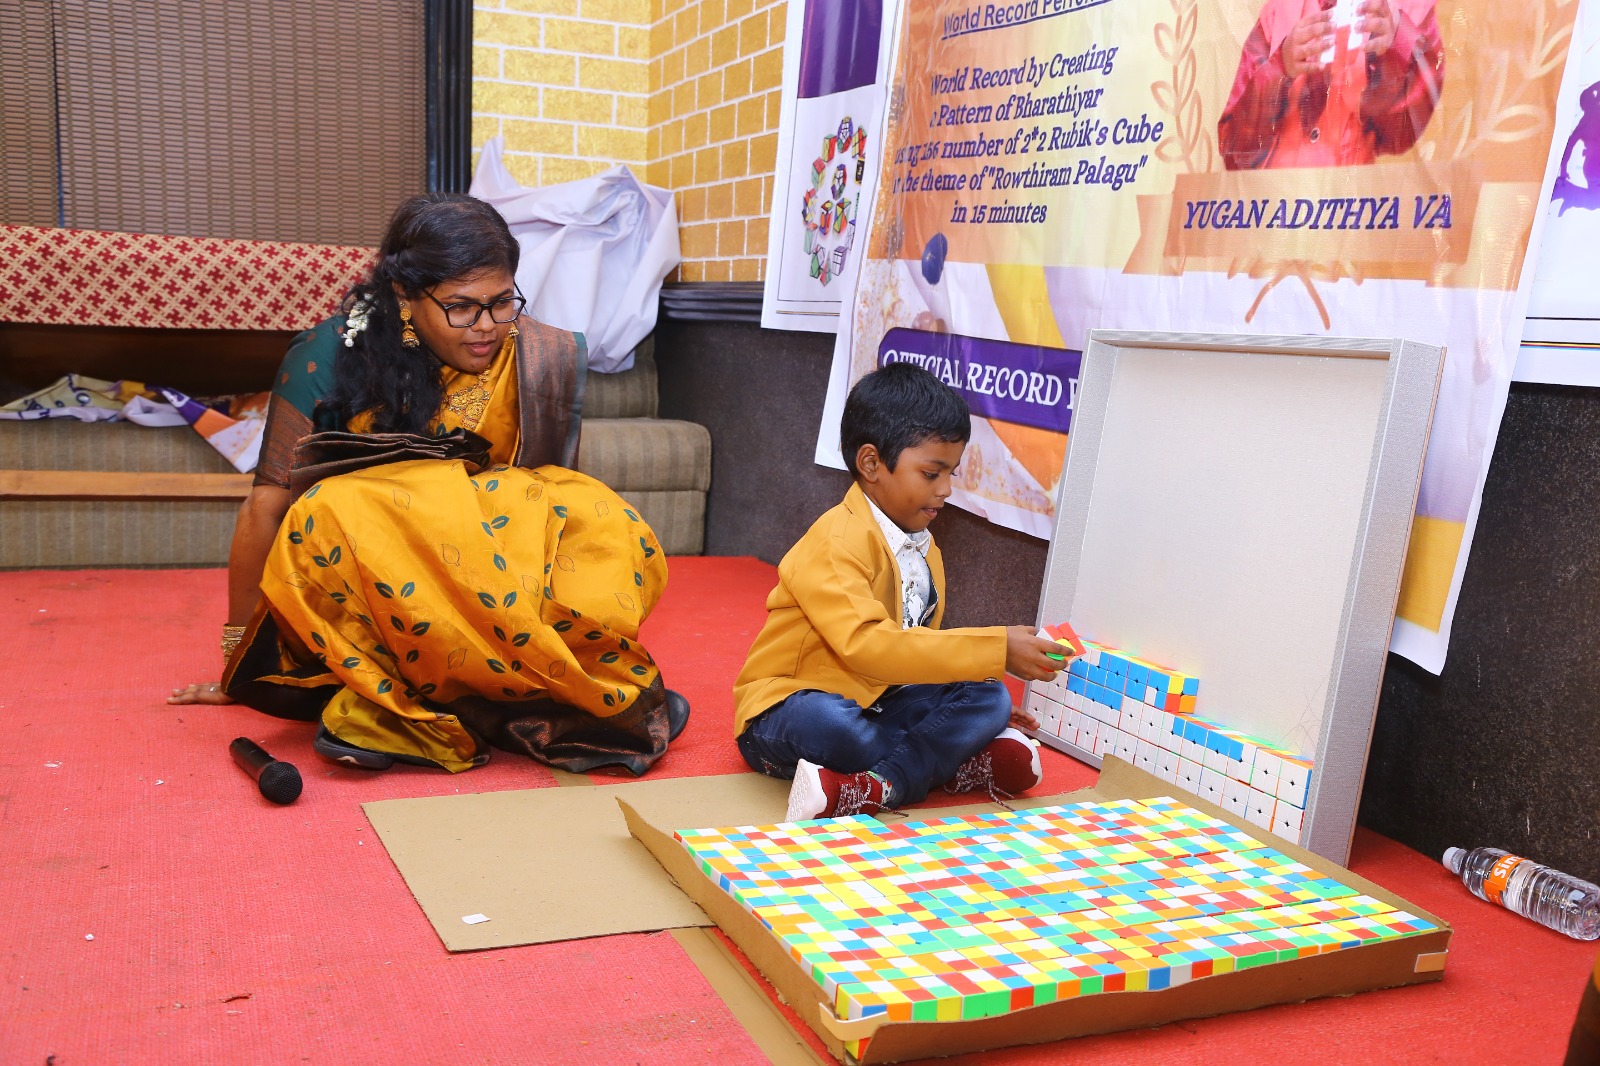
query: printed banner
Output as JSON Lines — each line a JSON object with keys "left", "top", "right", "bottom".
{"left": 761, "top": 0, "right": 901, "bottom": 331}
{"left": 880, "top": 328, "right": 1080, "bottom": 433}
{"left": 820, "top": 0, "right": 1583, "bottom": 672}
{"left": 1516, "top": 2, "right": 1600, "bottom": 385}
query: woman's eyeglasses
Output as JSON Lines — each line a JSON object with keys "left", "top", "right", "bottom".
{"left": 423, "top": 287, "right": 527, "bottom": 328}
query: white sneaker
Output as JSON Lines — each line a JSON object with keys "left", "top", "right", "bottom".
{"left": 786, "top": 759, "right": 827, "bottom": 821}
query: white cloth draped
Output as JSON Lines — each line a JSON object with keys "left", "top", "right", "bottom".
{"left": 469, "top": 138, "right": 681, "bottom": 374}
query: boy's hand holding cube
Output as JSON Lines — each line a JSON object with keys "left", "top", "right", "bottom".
{"left": 1042, "top": 621, "right": 1086, "bottom": 660}
{"left": 1005, "top": 626, "right": 1070, "bottom": 682}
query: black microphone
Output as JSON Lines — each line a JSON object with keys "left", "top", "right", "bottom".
{"left": 229, "top": 737, "right": 303, "bottom": 804}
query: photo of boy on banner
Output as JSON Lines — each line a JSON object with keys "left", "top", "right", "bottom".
{"left": 1219, "top": 0, "right": 1445, "bottom": 170}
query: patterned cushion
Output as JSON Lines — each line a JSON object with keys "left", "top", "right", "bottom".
{"left": 575, "top": 418, "right": 710, "bottom": 494}
{"left": 0, "top": 419, "right": 236, "bottom": 472}
{"left": 0, "top": 498, "right": 239, "bottom": 568}
{"left": 617, "top": 490, "right": 705, "bottom": 556}
{"left": 583, "top": 338, "right": 658, "bottom": 420}
{"left": 0, "top": 491, "right": 706, "bottom": 566}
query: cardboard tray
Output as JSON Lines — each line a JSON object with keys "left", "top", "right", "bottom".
{"left": 621, "top": 758, "right": 1451, "bottom": 1064}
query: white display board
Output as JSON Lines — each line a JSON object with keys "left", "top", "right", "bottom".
{"left": 1030, "top": 331, "right": 1444, "bottom": 864}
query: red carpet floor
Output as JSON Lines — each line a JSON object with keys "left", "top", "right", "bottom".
{"left": 0, "top": 560, "right": 1593, "bottom": 1064}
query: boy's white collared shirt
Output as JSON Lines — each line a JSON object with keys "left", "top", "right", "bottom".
{"left": 864, "top": 495, "right": 934, "bottom": 628}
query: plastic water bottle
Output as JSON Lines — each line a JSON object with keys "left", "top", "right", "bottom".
{"left": 1443, "top": 847, "right": 1600, "bottom": 940}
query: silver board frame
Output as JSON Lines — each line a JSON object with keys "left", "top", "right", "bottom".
{"left": 1030, "top": 330, "right": 1445, "bottom": 865}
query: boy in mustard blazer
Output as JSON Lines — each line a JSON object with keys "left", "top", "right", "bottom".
{"left": 733, "top": 363, "right": 1068, "bottom": 819}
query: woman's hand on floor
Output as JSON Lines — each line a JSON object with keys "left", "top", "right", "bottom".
{"left": 167, "top": 682, "right": 235, "bottom": 705}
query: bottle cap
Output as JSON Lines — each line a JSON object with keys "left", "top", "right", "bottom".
{"left": 1442, "top": 847, "right": 1464, "bottom": 874}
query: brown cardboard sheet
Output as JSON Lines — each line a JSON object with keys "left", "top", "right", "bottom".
{"left": 621, "top": 758, "right": 1453, "bottom": 1065}
{"left": 363, "top": 772, "right": 790, "bottom": 951}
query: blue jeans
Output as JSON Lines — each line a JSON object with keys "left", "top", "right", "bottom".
{"left": 736, "top": 682, "right": 1013, "bottom": 806}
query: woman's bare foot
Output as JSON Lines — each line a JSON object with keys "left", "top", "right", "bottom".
{"left": 168, "top": 682, "right": 235, "bottom": 705}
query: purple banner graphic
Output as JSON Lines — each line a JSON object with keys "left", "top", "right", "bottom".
{"left": 796, "top": 0, "right": 883, "bottom": 98}
{"left": 878, "top": 328, "right": 1079, "bottom": 434}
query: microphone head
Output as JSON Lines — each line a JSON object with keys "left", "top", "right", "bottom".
{"left": 257, "top": 761, "right": 303, "bottom": 805}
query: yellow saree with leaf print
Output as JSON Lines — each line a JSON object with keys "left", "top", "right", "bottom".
{"left": 225, "top": 313, "right": 672, "bottom": 774}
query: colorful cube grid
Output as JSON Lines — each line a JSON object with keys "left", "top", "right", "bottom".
{"left": 1063, "top": 640, "right": 1199, "bottom": 714}
{"left": 1024, "top": 634, "right": 1314, "bottom": 845}
{"left": 674, "top": 797, "right": 1437, "bottom": 1058}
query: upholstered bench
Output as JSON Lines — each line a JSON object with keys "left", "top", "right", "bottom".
{"left": 0, "top": 339, "right": 710, "bottom": 567}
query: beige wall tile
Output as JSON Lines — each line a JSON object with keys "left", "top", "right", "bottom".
{"left": 475, "top": 80, "right": 540, "bottom": 116}
{"left": 543, "top": 87, "right": 615, "bottom": 123}
{"left": 581, "top": 0, "right": 650, "bottom": 23}
{"left": 743, "top": 216, "right": 768, "bottom": 255}
{"left": 546, "top": 18, "right": 617, "bottom": 55}
{"left": 711, "top": 25, "right": 738, "bottom": 67}
{"left": 580, "top": 56, "right": 648, "bottom": 93}
{"left": 478, "top": 10, "right": 544, "bottom": 47}
{"left": 684, "top": 36, "right": 710, "bottom": 77}
{"left": 504, "top": 50, "right": 578, "bottom": 84}
{"left": 697, "top": 71, "right": 722, "bottom": 109}
{"left": 618, "top": 25, "right": 650, "bottom": 59}
{"left": 717, "top": 219, "right": 746, "bottom": 254}
{"left": 542, "top": 156, "right": 612, "bottom": 184}
{"left": 504, "top": 118, "right": 578, "bottom": 154}
{"left": 681, "top": 221, "right": 718, "bottom": 257}
{"left": 720, "top": 139, "right": 748, "bottom": 179}
{"left": 504, "top": 152, "right": 544, "bottom": 186}
{"left": 704, "top": 182, "right": 732, "bottom": 219}
{"left": 473, "top": 114, "right": 504, "bottom": 147}
{"left": 736, "top": 96, "right": 764, "bottom": 138}
{"left": 738, "top": 10, "right": 767, "bottom": 57}
{"left": 751, "top": 45, "right": 781, "bottom": 91}
{"left": 682, "top": 185, "right": 709, "bottom": 221}
{"left": 722, "top": 57, "right": 751, "bottom": 100}
{"left": 507, "top": 0, "right": 580, "bottom": 15}
{"left": 733, "top": 176, "right": 764, "bottom": 216}
{"left": 709, "top": 103, "right": 736, "bottom": 142}
{"left": 616, "top": 95, "right": 650, "bottom": 128}
{"left": 577, "top": 126, "right": 647, "bottom": 161}
{"left": 684, "top": 110, "right": 709, "bottom": 146}
{"left": 700, "top": 147, "right": 726, "bottom": 184}
{"left": 748, "top": 130, "right": 777, "bottom": 174}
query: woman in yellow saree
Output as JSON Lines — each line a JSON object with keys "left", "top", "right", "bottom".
{"left": 170, "top": 194, "right": 685, "bottom": 775}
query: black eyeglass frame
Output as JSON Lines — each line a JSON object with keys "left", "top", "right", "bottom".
{"left": 422, "top": 286, "right": 528, "bottom": 328}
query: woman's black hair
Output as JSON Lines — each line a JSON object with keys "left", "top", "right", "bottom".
{"left": 319, "top": 193, "right": 521, "bottom": 434}
{"left": 840, "top": 361, "right": 971, "bottom": 476}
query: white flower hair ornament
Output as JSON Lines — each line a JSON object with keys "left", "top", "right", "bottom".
{"left": 343, "top": 296, "right": 375, "bottom": 348}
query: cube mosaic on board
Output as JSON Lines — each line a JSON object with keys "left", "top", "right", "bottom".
{"left": 1033, "top": 632, "right": 1322, "bottom": 848}
{"left": 675, "top": 797, "right": 1438, "bottom": 1058}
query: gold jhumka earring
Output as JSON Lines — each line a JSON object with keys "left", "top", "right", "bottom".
{"left": 399, "top": 305, "right": 420, "bottom": 348}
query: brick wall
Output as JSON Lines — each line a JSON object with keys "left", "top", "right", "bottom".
{"left": 644, "top": 0, "right": 784, "bottom": 281}
{"left": 472, "top": 0, "right": 785, "bottom": 281}
{"left": 472, "top": 0, "right": 652, "bottom": 188}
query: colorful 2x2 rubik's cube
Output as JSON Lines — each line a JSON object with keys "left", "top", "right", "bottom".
{"left": 675, "top": 796, "right": 1437, "bottom": 1059}
{"left": 1029, "top": 625, "right": 1313, "bottom": 845}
